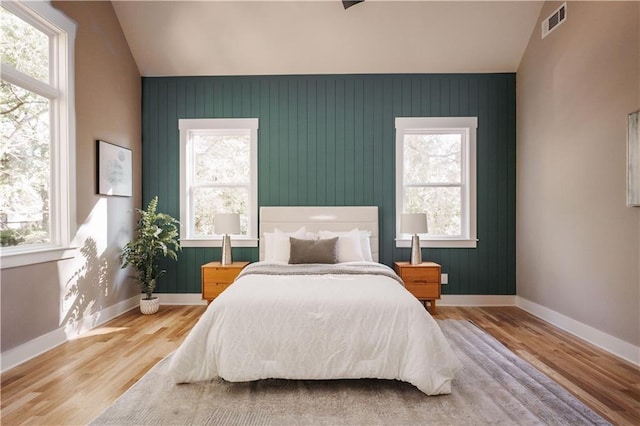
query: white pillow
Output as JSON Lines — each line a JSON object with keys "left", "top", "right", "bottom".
{"left": 318, "top": 229, "right": 373, "bottom": 262}
{"left": 318, "top": 229, "right": 365, "bottom": 263}
{"left": 358, "top": 230, "right": 373, "bottom": 262}
{"left": 264, "top": 227, "right": 314, "bottom": 262}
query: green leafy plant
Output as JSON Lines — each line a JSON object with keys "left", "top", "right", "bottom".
{"left": 121, "top": 196, "right": 181, "bottom": 300}
{"left": 0, "top": 228, "right": 25, "bottom": 246}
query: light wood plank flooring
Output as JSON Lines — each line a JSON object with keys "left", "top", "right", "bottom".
{"left": 1, "top": 306, "right": 638, "bottom": 425}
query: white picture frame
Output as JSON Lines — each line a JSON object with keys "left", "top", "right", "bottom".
{"left": 96, "top": 140, "right": 133, "bottom": 197}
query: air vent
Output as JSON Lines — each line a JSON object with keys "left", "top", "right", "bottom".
{"left": 542, "top": 2, "right": 567, "bottom": 39}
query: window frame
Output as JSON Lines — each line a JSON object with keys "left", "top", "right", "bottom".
{"left": 395, "top": 117, "right": 478, "bottom": 248}
{"left": 0, "top": 0, "right": 77, "bottom": 269}
{"left": 179, "top": 118, "right": 259, "bottom": 248}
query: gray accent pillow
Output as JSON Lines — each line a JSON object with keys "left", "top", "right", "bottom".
{"left": 289, "top": 237, "right": 338, "bottom": 264}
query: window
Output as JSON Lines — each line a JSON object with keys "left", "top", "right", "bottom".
{"left": 1, "top": 1, "right": 76, "bottom": 268}
{"left": 179, "top": 118, "right": 258, "bottom": 247}
{"left": 396, "top": 117, "right": 478, "bottom": 248}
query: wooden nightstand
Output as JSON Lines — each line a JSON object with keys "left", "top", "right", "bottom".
{"left": 393, "top": 261, "right": 441, "bottom": 315}
{"left": 201, "top": 261, "right": 249, "bottom": 304}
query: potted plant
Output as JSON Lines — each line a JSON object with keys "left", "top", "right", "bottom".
{"left": 121, "top": 196, "right": 181, "bottom": 314}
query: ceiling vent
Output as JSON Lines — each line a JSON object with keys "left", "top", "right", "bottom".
{"left": 541, "top": 2, "right": 567, "bottom": 39}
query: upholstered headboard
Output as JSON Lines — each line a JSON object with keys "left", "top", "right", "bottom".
{"left": 259, "top": 206, "right": 379, "bottom": 262}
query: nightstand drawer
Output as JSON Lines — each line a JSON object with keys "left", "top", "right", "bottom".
{"left": 400, "top": 267, "right": 440, "bottom": 284}
{"left": 203, "top": 267, "right": 240, "bottom": 284}
{"left": 405, "top": 283, "right": 440, "bottom": 299}
{"left": 203, "top": 281, "right": 231, "bottom": 299}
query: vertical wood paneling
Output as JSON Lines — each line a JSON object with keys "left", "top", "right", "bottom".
{"left": 143, "top": 74, "right": 516, "bottom": 295}
{"left": 334, "top": 78, "right": 346, "bottom": 206}
{"left": 362, "top": 78, "right": 374, "bottom": 203}
{"left": 344, "top": 79, "right": 355, "bottom": 203}
{"left": 296, "top": 79, "right": 308, "bottom": 205}
{"left": 356, "top": 79, "right": 364, "bottom": 206}
{"left": 316, "top": 78, "right": 328, "bottom": 205}
{"left": 381, "top": 78, "right": 395, "bottom": 265}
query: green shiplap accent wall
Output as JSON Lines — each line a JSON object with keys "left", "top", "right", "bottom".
{"left": 142, "top": 74, "right": 516, "bottom": 295}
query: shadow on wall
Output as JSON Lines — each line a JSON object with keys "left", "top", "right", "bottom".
{"left": 57, "top": 195, "right": 138, "bottom": 335}
{"left": 61, "top": 236, "right": 109, "bottom": 327}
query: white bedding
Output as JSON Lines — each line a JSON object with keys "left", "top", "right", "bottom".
{"left": 169, "top": 261, "right": 462, "bottom": 395}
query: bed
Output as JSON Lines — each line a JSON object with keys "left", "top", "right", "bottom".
{"left": 169, "top": 206, "right": 462, "bottom": 395}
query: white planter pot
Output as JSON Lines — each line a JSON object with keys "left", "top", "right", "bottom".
{"left": 140, "top": 296, "right": 159, "bottom": 315}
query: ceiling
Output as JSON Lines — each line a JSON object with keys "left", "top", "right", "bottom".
{"left": 111, "top": 0, "right": 544, "bottom": 77}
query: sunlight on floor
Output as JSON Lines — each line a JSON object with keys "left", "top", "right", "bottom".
{"left": 68, "top": 326, "right": 128, "bottom": 340}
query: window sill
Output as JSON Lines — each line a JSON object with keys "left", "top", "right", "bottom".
{"left": 180, "top": 238, "right": 259, "bottom": 248}
{"left": 395, "top": 238, "right": 478, "bottom": 249}
{"left": 1, "top": 245, "right": 78, "bottom": 269}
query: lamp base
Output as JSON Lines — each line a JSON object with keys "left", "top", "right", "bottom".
{"left": 410, "top": 234, "right": 422, "bottom": 265}
{"left": 221, "top": 234, "right": 233, "bottom": 265}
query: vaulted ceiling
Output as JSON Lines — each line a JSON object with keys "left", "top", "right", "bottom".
{"left": 111, "top": 0, "right": 544, "bottom": 77}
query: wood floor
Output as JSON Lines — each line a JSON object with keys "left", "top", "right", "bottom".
{"left": 1, "top": 305, "right": 639, "bottom": 425}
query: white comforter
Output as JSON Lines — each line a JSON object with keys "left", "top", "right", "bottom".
{"left": 169, "top": 262, "right": 462, "bottom": 395}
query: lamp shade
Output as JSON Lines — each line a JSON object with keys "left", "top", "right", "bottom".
{"left": 401, "top": 213, "right": 428, "bottom": 234}
{"left": 214, "top": 213, "right": 240, "bottom": 235}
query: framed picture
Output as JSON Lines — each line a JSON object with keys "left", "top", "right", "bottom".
{"left": 628, "top": 110, "right": 640, "bottom": 206}
{"left": 96, "top": 140, "right": 133, "bottom": 197}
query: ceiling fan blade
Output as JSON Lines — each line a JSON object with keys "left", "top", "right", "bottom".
{"left": 343, "top": 1, "right": 364, "bottom": 10}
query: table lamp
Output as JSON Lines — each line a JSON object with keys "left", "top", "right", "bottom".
{"left": 214, "top": 213, "right": 240, "bottom": 265}
{"left": 401, "top": 213, "right": 428, "bottom": 265}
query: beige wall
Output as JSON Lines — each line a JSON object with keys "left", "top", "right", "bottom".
{"left": 517, "top": 2, "right": 640, "bottom": 346}
{"left": 1, "top": 1, "right": 141, "bottom": 352}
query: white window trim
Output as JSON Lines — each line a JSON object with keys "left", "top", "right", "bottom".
{"left": 179, "top": 118, "right": 258, "bottom": 248}
{"left": 0, "top": 0, "right": 77, "bottom": 269}
{"left": 395, "top": 117, "right": 478, "bottom": 249}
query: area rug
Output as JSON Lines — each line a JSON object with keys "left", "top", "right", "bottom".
{"left": 91, "top": 320, "right": 608, "bottom": 425}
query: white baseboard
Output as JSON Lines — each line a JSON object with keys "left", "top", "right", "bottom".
{"left": 516, "top": 296, "right": 640, "bottom": 367}
{"left": 0, "top": 295, "right": 139, "bottom": 373}
{"left": 440, "top": 294, "right": 517, "bottom": 306}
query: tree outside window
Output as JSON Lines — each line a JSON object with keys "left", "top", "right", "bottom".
{"left": 1, "top": 6, "right": 52, "bottom": 247}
